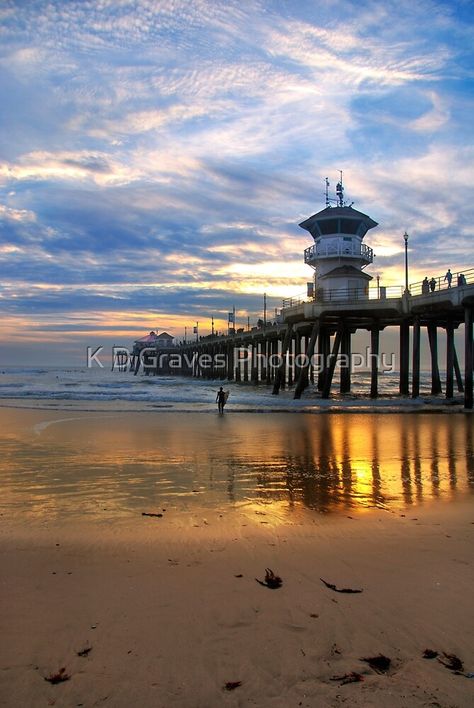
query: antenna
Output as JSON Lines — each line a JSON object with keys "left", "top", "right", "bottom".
{"left": 323, "top": 171, "right": 354, "bottom": 208}
{"left": 336, "top": 170, "right": 344, "bottom": 207}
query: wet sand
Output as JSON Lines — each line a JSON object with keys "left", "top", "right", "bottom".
{"left": 1, "top": 408, "right": 473, "bottom": 707}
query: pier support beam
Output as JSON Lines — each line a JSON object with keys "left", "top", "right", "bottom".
{"left": 243, "top": 347, "right": 249, "bottom": 382}
{"left": 196, "top": 347, "right": 202, "bottom": 378}
{"left": 294, "top": 334, "right": 302, "bottom": 388}
{"left": 370, "top": 325, "right": 380, "bottom": 398}
{"left": 272, "top": 338, "right": 279, "bottom": 382}
{"left": 251, "top": 343, "right": 259, "bottom": 383}
{"left": 465, "top": 306, "right": 473, "bottom": 409}
{"left": 265, "top": 339, "right": 272, "bottom": 384}
{"left": 445, "top": 322, "right": 454, "bottom": 398}
{"left": 227, "top": 343, "right": 234, "bottom": 380}
{"left": 340, "top": 327, "right": 351, "bottom": 393}
{"left": 260, "top": 340, "right": 267, "bottom": 382}
{"left": 399, "top": 320, "right": 410, "bottom": 396}
{"left": 272, "top": 324, "right": 293, "bottom": 395}
{"left": 427, "top": 323, "right": 442, "bottom": 395}
{"left": 133, "top": 354, "right": 140, "bottom": 376}
{"left": 322, "top": 327, "right": 343, "bottom": 399}
{"left": 318, "top": 327, "right": 330, "bottom": 391}
{"left": 287, "top": 337, "right": 294, "bottom": 387}
{"left": 294, "top": 321, "right": 320, "bottom": 399}
{"left": 412, "top": 317, "right": 420, "bottom": 398}
{"left": 454, "top": 344, "right": 464, "bottom": 392}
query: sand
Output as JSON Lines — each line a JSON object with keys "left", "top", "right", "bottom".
{"left": 1, "top": 504, "right": 474, "bottom": 707}
{"left": 0, "top": 408, "right": 473, "bottom": 707}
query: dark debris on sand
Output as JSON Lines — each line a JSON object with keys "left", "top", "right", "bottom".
{"left": 423, "top": 649, "right": 439, "bottom": 659}
{"left": 320, "top": 578, "right": 363, "bottom": 594}
{"left": 360, "top": 654, "right": 391, "bottom": 673}
{"left": 44, "top": 667, "right": 71, "bottom": 684}
{"left": 77, "top": 646, "right": 92, "bottom": 657}
{"left": 438, "top": 652, "right": 464, "bottom": 672}
{"left": 255, "top": 568, "right": 282, "bottom": 589}
{"left": 224, "top": 681, "right": 242, "bottom": 691}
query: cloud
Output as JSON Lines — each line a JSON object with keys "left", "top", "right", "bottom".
{"left": 0, "top": 0, "right": 473, "bottom": 360}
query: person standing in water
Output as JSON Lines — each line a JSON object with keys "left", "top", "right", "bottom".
{"left": 216, "top": 386, "right": 226, "bottom": 413}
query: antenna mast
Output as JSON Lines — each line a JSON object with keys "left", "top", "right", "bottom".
{"left": 323, "top": 171, "right": 353, "bottom": 208}
{"left": 336, "top": 170, "right": 344, "bottom": 208}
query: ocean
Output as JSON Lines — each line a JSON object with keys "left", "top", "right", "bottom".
{"left": 0, "top": 366, "right": 464, "bottom": 412}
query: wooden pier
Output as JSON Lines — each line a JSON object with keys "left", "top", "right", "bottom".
{"left": 126, "top": 272, "right": 474, "bottom": 409}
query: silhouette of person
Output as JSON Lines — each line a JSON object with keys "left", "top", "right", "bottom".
{"left": 429, "top": 277, "right": 436, "bottom": 292}
{"left": 216, "top": 386, "right": 226, "bottom": 413}
{"left": 422, "top": 277, "right": 429, "bottom": 294}
{"left": 444, "top": 269, "right": 452, "bottom": 288}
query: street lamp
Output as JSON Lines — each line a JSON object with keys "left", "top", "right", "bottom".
{"left": 403, "top": 231, "right": 409, "bottom": 294}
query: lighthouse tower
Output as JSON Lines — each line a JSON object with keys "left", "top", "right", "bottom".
{"left": 300, "top": 176, "right": 377, "bottom": 301}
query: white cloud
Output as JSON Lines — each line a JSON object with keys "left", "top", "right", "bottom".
{"left": 408, "top": 91, "right": 450, "bottom": 132}
{"left": 0, "top": 203, "right": 36, "bottom": 222}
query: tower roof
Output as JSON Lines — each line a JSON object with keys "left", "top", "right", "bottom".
{"left": 319, "top": 264, "right": 372, "bottom": 281}
{"left": 299, "top": 205, "right": 378, "bottom": 235}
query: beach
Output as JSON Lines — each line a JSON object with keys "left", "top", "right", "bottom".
{"left": 1, "top": 407, "right": 473, "bottom": 707}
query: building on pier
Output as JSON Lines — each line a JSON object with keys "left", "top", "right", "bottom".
{"left": 133, "top": 330, "right": 175, "bottom": 352}
{"left": 300, "top": 176, "right": 376, "bottom": 301}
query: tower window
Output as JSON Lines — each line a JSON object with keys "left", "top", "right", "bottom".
{"left": 340, "top": 219, "right": 361, "bottom": 234}
{"left": 319, "top": 219, "right": 339, "bottom": 235}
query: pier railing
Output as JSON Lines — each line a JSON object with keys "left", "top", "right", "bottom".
{"left": 283, "top": 267, "right": 474, "bottom": 309}
{"left": 283, "top": 284, "right": 403, "bottom": 309}
{"left": 409, "top": 267, "right": 474, "bottom": 296}
{"left": 304, "top": 241, "right": 374, "bottom": 264}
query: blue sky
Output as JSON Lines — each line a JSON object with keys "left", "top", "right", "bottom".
{"left": 0, "top": 0, "right": 473, "bottom": 364}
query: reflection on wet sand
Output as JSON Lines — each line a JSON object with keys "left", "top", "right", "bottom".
{"left": 0, "top": 410, "right": 473, "bottom": 523}
{"left": 235, "top": 414, "right": 474, "bottom": 513}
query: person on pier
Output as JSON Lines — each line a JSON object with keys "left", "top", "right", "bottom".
{"left": 444, "top": 269, "right": 453, "bottom": 288}
{"left": 429, "top": 277, "right": 437, "bottom": 292}
{"left": 422, "top": 277, "right": 429, "bottom": 294}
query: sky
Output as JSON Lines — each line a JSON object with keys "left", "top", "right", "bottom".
{"left": 0, "top": 0, "right": 473, "bottom": 365}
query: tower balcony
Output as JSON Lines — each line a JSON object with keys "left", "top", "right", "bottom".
{"left": 304, "top": 240, "right": 373, "bottom": 265}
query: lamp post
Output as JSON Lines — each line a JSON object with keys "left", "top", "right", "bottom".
{"left": 403, "top": 231, "right": 409, "bottom": 294}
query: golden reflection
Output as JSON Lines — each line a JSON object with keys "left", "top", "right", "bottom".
{"left": 0, "top": 410, "right": 473, "bottom": 525}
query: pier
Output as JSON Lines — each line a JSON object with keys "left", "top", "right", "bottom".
{"left": 125, "top": 179, "right": 474, "bottom": 409}
{"left": 125, "top": 271, "right": 474, "bottom": 409}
